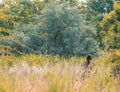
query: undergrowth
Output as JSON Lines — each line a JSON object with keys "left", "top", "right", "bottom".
{"left": 0, "top": 52, "right": 120, "bottom": 92}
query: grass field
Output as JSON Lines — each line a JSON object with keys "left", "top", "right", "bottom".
{"left": 0, "top": 53, "right": 120, "bottom": 92}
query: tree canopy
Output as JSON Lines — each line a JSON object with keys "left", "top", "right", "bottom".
{"left": 100, "top": 1, "right": 120, "bottom": 50}
{"left": 0, "top": 0, "right": 119, "bottom": 56}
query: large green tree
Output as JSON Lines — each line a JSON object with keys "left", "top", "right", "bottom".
{"left": 29, "top": 1, "right": 98, "bottom": 56}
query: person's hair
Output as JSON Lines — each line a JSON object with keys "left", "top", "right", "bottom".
{"left": 87, "top": 54, "right": 92, "bottom": 61}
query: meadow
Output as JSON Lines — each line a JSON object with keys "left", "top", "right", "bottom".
{"left": 0, "top": 52, "right": 120, "bottom": 92}
{"left": 0, "top": 0, "right": 120, "bottom": 92}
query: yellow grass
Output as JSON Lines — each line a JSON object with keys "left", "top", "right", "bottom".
{"left": 0, "top": 53, "right": 120, "bottom": 92}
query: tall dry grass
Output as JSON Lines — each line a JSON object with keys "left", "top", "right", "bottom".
{"left": 0, "top": 53, "right": 120, "bottom": 92}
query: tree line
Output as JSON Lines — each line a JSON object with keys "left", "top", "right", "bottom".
{"left": 0, "top": 0, "right": 120, "bottom": 56}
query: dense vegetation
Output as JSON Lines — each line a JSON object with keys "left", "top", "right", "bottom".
{"left": 0, "top": 52, "right": 120, "bottom": 92}
{"left": 0, "top": 0, "right": 120, "bottom": 92}
{"left": 0, "top": 0, "right": 120, "bottom": 56}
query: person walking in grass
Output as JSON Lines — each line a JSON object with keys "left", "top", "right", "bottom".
{"left": 84, "top": 54, "right": 92, "bottom": 68}
{"left": 81, "top": 54, "right": 93, "bottom": 80}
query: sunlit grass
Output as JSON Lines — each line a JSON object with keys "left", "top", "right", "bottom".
{"left": 0, "top": 53, "right": 120, "bottom": 92}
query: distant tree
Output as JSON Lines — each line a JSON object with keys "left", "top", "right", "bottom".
{"left": 0, "top": 0, "right": 45, "bottom": 55}
{"left": 87, "top": 0, "right": 113, "bottom": 14}
{"left": 78, "top": 0, "right": 114, "bottom": 49}
{"left": 0, "top": 4, "right": 14, "bottom": 51}
{"left": 17, "top": 24, "right": 46, "bottom": 54}
{"left": 32, "top": 1, "right": 98, "bottom": 56}
{"left": 79, "top": 0, "right": 113, "bottom": 23}
{"left": 0, "top": 0, "right": 98, "bottom": 56}
{"left": 43, "top": 0, "right": 78, "bottom": 6}
{"left": 8, "top": 0, "right": 45, "bottom": 24}
{"left": 0, "top": 4, "right": 26, "bottom": 54}
{"left": 100, "top": 1, "right": 120, "bottom": 50}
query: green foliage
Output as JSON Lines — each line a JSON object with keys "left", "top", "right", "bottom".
{"left": 0, "top": 0, "right": 45, "bottom": 54}
{"left": 8, "top": 0, "right": 45, "bottom": 24}
{"left": 2, "top": 0, "right": 117, "bottom": 56}
{"left": 80, "top": 0, "right": 113, "bottom": 22}
{"left": 9, "top": 1, "right": 98, "bottom": 56}
{"left": 87, "top": 0, "right": 113, "bottom": 14}
{"left": 82, "top": 0, "right": 114, "bottom": 50}
{"left": 100, "top": 1, "right": 120, "bottom": 50}
{"left": 28, "top": 1, "right": 98, "bottom": 56}
{"left": 43, "top": 0, "right": 78, "bottom": 6}
{"left": 0, "top": 5, "right": 17, "bottom": 51}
